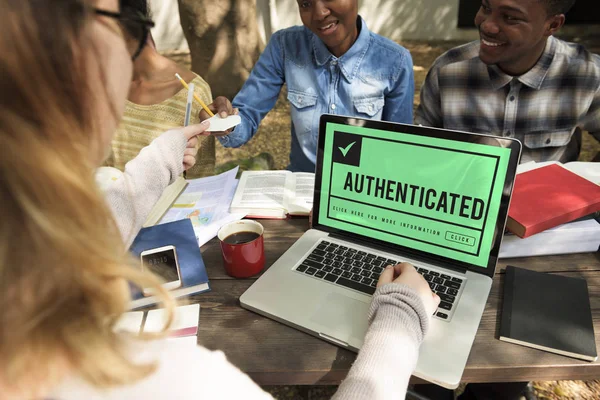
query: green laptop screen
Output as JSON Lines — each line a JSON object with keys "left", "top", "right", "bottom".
{"left": 318, "top": 122, "right": 511, "bottom": 269}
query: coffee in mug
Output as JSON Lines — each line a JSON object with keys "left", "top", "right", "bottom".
{"left": 222, "top": 231, "right": 261, "bottom": 245}
{"left": 217, "top": 220, "right": 265, "bottom": 278}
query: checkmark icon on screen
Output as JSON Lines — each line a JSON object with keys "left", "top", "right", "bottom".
{"left": 338, "top": 141, "right": 356, "bottom": 157}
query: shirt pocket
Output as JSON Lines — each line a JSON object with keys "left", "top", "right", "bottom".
{"left": 353, "top": 96, "right": 385, "bottom": 118}
{"left": 287, "top": 89, "right": 319, "bottom": 144}
{"left": 523, "top": 129, "right": 573, "bottom": 149}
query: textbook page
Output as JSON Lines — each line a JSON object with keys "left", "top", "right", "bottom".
{"left": 287, "top": 172, "right": 315, "bottom": 215}
{"left": 230, "top": 171, "right": 294, "bottom": 218}
{"left": 160, "top": 167, "right": 244, "bottom": 245}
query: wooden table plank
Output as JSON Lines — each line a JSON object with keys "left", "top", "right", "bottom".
{"left": 194, "top": 269, "right": 600, "bottom": 385}
{"left": 464, "top": 270, "right": 600, "bottom": 382}
{"left": 191, "top": 279, "right": 356, "bottom": 385}
{"left": 196, "top": 219, "right": 600, "bottom": 384}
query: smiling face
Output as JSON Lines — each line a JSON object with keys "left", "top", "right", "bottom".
{"left": 474, "top": 0, "right": 565, "bottom": 75}
{"left": 297, "top": 0, "right": 359, "bottom": 58}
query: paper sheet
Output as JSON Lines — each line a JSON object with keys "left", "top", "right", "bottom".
{"left": 516, "top": 161, "right": 600, "bottom": 184}
{"left": 166, "top": 335, "right": 199, "bottom": 347}
{"left": 144, "top": 304, "right": 200, "bottom": 337}
{"left": 205, "top": 114, "right": 241, "bottom": 132}
{"left": 114, "top": 311, "right": 144, "bottom": 334}
{"left": 160, "top": 167, "right": 245, "bottom": 246}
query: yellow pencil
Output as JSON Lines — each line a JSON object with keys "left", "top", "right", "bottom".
{"left": 175, "top": 73, "right": 214, "bottom": 117}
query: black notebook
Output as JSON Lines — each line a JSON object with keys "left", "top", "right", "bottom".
{"left": 499, "top": 265, "right": 597, "bottom": 361}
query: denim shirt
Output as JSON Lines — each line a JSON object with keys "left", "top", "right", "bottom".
{"left": 219, "top": 17, "right": 414, "bottom": 172}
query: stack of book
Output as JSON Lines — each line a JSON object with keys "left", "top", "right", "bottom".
{"left": 499, "top": 161, "right": 600, "bottom": 258}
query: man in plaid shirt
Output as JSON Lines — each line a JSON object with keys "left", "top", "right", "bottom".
{"left": 415, "top": 1, "right": 598, "bottom": 399}
{"left": 416, "top": 0, "right": 600, "bottom": 163}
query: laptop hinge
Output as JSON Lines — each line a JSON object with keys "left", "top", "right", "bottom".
{"left": 328, "top": 232, "right": 468, "bottom": 275}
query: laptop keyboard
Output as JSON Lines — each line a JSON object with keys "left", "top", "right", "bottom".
{"left": 294, "top": 240, "right": 464, "bottom": 321}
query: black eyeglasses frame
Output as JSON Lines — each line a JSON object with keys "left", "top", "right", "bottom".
{"left": 93, "top": 8, "right": 155, "bottom": 61}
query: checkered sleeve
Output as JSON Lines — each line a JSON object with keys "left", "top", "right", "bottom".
{"left": 414, "top": 62, "right": 443, "bottom": 127}
{"left": 582, "top": 82, "right": 600, "bottom": 143}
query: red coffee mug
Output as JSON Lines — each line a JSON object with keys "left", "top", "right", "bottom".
{"left": 217, "top": 220, "right": 265, "bottom": 278}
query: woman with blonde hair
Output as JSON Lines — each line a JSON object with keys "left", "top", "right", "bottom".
{"left": 0, "top": 1, "right": 439, "bottom": 399}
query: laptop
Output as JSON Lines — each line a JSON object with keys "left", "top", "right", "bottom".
{"left": 240, "top": 114, "right": 521, "bottom": 389}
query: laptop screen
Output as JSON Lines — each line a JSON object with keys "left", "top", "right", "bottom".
{"left": 315, "top": 116, "right": 520, "bottom": 273}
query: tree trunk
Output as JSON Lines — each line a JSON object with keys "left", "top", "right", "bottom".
{"left": 178, "top": 0, "right": 263, "bottom": 100}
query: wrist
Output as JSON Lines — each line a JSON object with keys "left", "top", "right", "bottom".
{"left": 369, "top": 284, "right": 430, "bottom": 343}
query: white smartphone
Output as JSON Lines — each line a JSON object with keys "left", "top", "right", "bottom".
{"left": 140, "top": 245, "right": 182, "bottom": 295}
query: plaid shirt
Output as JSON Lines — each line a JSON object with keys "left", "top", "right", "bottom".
{"left": 415, "top": 36, "right": 600, "bottom": 163}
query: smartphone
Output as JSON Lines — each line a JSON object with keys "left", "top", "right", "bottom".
{"left": 140, "top": 245, "right": 182, "bottom": 295}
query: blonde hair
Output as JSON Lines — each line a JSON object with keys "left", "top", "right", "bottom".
{"left": 0, "top": 0, "right": 173, "bottom": 393}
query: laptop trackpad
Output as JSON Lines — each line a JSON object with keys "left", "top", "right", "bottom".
{"left": 310, "top": 292, "right": 369, "bottom": 343}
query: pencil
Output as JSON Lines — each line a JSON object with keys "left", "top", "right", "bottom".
{"left": 175, "top": 73, "right": 215, "bottom": 117}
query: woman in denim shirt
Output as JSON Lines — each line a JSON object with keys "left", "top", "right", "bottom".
{"left": 207, "top": 0, "right": 415, "bottom": 172}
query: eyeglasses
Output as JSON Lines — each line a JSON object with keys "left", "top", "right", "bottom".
{"left": 93, "top": 8, "right": 155, "bottom": 61}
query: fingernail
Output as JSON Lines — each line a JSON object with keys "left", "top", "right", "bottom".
{"left": 386, "top": 265, "right": 392, "bottom": 270}
{"left": 220, "top": 112, "right": 227, "bottom": 118}
{"left": 201, "top": 120, "right": 210, "bottom": 126}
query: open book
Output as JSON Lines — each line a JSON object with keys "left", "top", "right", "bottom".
{"left": 229, "top": 171, "right": 315, "bottom": 219}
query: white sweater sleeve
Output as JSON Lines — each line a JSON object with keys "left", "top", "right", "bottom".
{"left": 49, "top": 339, "right": 274, "bottom": 400}
{"left": 332, "top": 284, "right": 430, "bottom": 400}
{"left": 102, "top": 130, "right": 186, "bottom": 248}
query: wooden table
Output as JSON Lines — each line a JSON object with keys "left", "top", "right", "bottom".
{"left": 194, "top": 219, "right": 600, "bottom": 385}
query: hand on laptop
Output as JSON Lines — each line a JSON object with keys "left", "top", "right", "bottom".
{"left": 377, "top": 263, "right": 440, "bottom": 316}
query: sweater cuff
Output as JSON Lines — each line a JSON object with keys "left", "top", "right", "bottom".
{"left": 152, "top": 129, "right": 187, "bottom": 182}
{"left": 368, "top": 283, "right": 430, "bottom": 345}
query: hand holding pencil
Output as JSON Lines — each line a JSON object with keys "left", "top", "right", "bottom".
{"left": 175, "top": 74, "right": 239, "bottom": 137}
{"left": 198, "top": 96, "right": 240, "bottom": 137}
{"left": 175, "top": 73, "right": 214, "bottom": 117}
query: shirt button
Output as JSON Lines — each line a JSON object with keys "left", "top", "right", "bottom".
{"left": 509, "top": 95, "right": 515, "bottom": 101}
{"left": 298, "top": 96, "right": 303, "bottom": 104}
{"left": 331, "top": 60, "right": 338, "bottom": 66}
{"left": 331, "top": 104, "right": 336, "bottom": 110}
{"left": 545, "top": 138, "right": 551, "bottom": 144}
{"left": 369, "top": 104, "right": 374, "bottom": 111}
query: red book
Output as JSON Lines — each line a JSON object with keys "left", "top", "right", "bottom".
{"left": 506, "top": 164, "right": 600, "bottom": 238}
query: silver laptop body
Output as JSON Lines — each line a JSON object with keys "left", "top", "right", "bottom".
{"left": 240, "top": 115, "right": 521, "bottom": 389}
